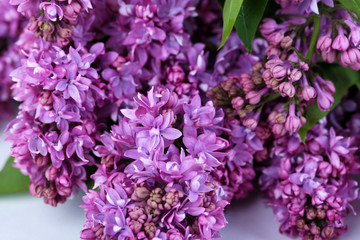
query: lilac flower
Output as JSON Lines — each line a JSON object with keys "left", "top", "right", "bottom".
{"left": 260, "top": 121, "right": 359, "bottom": 240}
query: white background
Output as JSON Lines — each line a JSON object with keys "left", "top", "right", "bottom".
{"left": 1, "top": 123, "right": 360, "bottom": 240}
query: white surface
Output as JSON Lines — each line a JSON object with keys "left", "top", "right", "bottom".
{"left": 1, "top": 125, "right": 360, "bottom": 239}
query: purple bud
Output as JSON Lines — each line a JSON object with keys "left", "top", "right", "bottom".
{"left": 57, "top": 27, "right": 73, "bottom": 39}
{"left": 310, "top": 223, "right": 321, "bottom": 235}
{"left": 320, "top": 49, "right": 336, "bottom": 63}
{"left": 40, "top": 91, "right": 54, "bottom": 105}
{"left": 271, "top": 65, "right": 287, "bottom": 80}
{"left": 80, "top": 228, "right": 96, "bottom": 239}
{"left": 302, "top": 86, "right": 316, "bottom": 101}
{"left": 288, "top": 68, "right": 302, "bottom": 82}
{"left": 317, "top": 35, "right": 333, "bottom": 52}
{"left": 246, "top": 91, "right": 261, "bottom": 105}
{"left": 33, "top": 154, "right": 49, "bottom": 166}
{"left": 278, "top": 82, "right": 295, "bottom": 97}
{"left": 45, "top": 166, "right": 57, "bottom": 181}
{"left": 314, "top": 82, "right": 334, "bottom": 111}
{"left": 167, "top": 65, "right": 185, "bottom": 84}
{"left": 285, "top": 103, "right": 301, "bottom": 132}
{"left": 27, "top": 17, "right": 38, "bottom": 32}
{"left": 64, "top": 2, "right": 82, "bottom": 24}
{"left": 306, "top": 208, "right": 317, "bottom": 220}
{"left": 332, "top": 27, "right": 349, "bottom": 51}
{"left": 321, "top": 225, "right": 335, "bottom": 239}
{"left": 281, "top": 36, "right": 293, "bottom": 49}
{"left": 231, "top": 96, "right": 245, "bottom": 110}
{"left": 267, "top": 31, "right": 284, "bottom": 45}
{"left": 260, "top": 18, "right": 278, "bottom": 38}
{"left": 340, "top": 48, "right": 360, "bottom": 66}
{"left": 243, "top": 117, "right": 258, "bottom": 130}
{"left": 272, "top": 123, "right": 286, "bottom": 136}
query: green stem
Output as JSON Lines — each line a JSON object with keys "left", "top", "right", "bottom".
{"left": 305, "top": 14, "right": 321, "bottom": 63}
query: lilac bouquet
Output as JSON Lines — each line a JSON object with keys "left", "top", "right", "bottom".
{"left": 1, "top": 0, "right": 360, "bottom": 239}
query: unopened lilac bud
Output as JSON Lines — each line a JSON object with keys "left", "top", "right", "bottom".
{"left": 29, "top": 182, "right": 45, "bottom": 197}
{"left": 299, "top": 61, "right": 309, "bottom": 71}
{"left": 321, "top": 49, "right": 336, "bottom": 63}
{"left": 144, "top": 222, "right": 157, "bottom": 239}
{"left": 302, "top": 86, "right": 316, "bottom": 101}
{"left": 288, "top": 68, "right": 302, "bottom": 82}
{"left": 271, "top": 65, "right": 287, "bottom": 80}
{"left": 246, "top": 91, "right": 261, "bottom": 105}
{"left": 262, "top": 69, "right": 272, "bottom": 82}
{"left": 231, "top": 96, "right": 244, "bottom": 110}
{"left": 285, "top": 114, "right": 301, "bottom": 132}
{"left": 38, "top": 20, "right": 55, "bottom": 34}
{"left": 57, "top": 186, "right": 72, "bottom": 197}
{"left": 267, "top": 31, "right": 285, "bottom": 45}
{"left": 129, "top": 220, "right": 142, "bottom": 234}
{"left": 316, "top": 77, "right": 335, "bottom": 94}
{"left": 57, "top": 27, "right": 73, "bottom": 39}
{"left": 314, "top": 82, "right": 334, "bottom": 111}
{"left": 274, "top": 113, "right": 286, "bottom": 124}
{"left": 57, "top": 175, "right": 71, "bottom": 188}
{"left": 310, "top": 223, "right": 321, "bottom": 235}
{"left": 281, "top": 36, "right": 293, "bottom": 49}
{"left": 64, "top": 2, "right": 82, "bottom": 24}
{"left": 221, "top": 79, "right": 234, "bottom": 92}
{"left": 147, "top": 188, "right": 164, "bottom": 210}
{"left": 265, "top": 46, "right": 281, "bottom": 57}
{"left": 278, "top": 82, "right": 295, "bottom": 97}
{"left": 332, "top": 27, "right": 349, "bottom": 51}
{"left": 306, "top": 208, "right": 317, "bottom": 220}
{"left": 340, "top": 48, "right": 360, "bottom": 66}
{"left": 317, "top": 35, "right": 332, "bottom": 52}
{"left": 269, "top": 78, "right": 280, "bottom": 90}
{"left": 133, "top": 186, "right": 150, "bottom": 200}
{"left": 272, "top": 123, "right": 286, "bottom": 136}
{"left": 43, "top": 186, "right": 57, "bottom": 199}
{"left": 241, "top": 80, "right": 255, "bottom": 93}
{"left": 296, "top": 219, "right": 306, "bottom": 229}
{"left": 80, "top": 228, "right": 96, "bottom": 239}
{"left": 321, "top": 225, "right": 335, "bottom": 239}
{"left": 163, "top": 188, "right": 184, "bottom": 209}
{"left": 252, "top": 62, "right": 263, "bottom": 72}
{"left": 317, "top": 209, "right": 326, "bottom": 219}
{"left": 255, "top": 125, "right": 271, "bottom": 140}
{"left": 167, "top": 65, "right": 185, "bottom": 84}
{"left": 27, "top": 17, "right": 38, "bottom": 32}
{"left": 40, "top": 91, "right": 54, "bottom": 105}
{"left": 45, "top": 165, "right": 57, "bottom": 181}
{"left": 34, "top": 154, "right": 49, "bottom": 166}
{"left": 57, "top": 36, "right": 70, "bottom": 47}
{"left": 260, "top": 18, "right": 278, "bottom": 37}
{"left": 243, "top": 117, "right": 258, "bottom": 130}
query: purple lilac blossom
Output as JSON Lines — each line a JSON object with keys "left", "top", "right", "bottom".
{"left": 259, "top": 120, "right": 359, "bottom": 240}
{"left": 82, "top": 88, "right": 233, "bottom": 239}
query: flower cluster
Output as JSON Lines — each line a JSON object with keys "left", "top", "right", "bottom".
{"left": 81, "top": 88, "right": 233, "bottom": 239}
{"left": 6, "top": 40, "right": 109, "bottom": 205}
{"left": 317, "top": 11, "right": 360, "bottom": 70}
{"left": 0, "top": 0, "right": 23, "bottom": 119}
{"left": 260, "top": 121, "right": 359, "bottom": 240}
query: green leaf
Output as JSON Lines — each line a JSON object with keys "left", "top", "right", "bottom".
{"left": 234, "top": 0, "right": 269, "bottom": 53}
{"left": 338, "top": 0, "right": 360, "bottom": 20}
{"left": 219, "top": 0, "right": 244, "bottom": 49}
{"left": 298, "top": 64, "right": 360, "bottom": 143}
{"left": 0, "top": 156, "right": 29, "bottom": 194}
